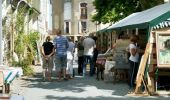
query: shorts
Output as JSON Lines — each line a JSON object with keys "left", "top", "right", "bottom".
{"left": 54, "top": 55, "right": 67, "bottom": 71}
{"left": 42, "top": 56, "right": 54, "bottom": 71}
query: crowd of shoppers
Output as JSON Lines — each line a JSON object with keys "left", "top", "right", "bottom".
{"left": 42, "top": 30, "right": 145, "bottom": 97}
{"left": 41, "top": 29, "right": 97, "bottom": 82}
{"left": 41, "top": 30, "right": 142, "bottom": 96}
{"left": 41, "top": 30, "right": 142, "bottom": 93}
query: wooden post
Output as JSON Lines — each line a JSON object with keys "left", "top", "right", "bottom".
{"left": 135, "top": 43, "right": 152, "bottom": 95}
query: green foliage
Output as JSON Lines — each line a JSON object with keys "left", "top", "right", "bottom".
{"left": 14, "top": 31, "right": 38, "bottom": 76}
{"left": 92, "top": 0, "right": 164, "bottom": 24}
{"left": 22, "top": 65, "right": 34, "bottom": 76}
{"left": 14, "top": 30, "right": 40, "bottom": 63}
{"left": 16, "top": 9, "right": 25, "bottom": 35}
{"left": 26, "top": 0, "right": 32, "bottom": 3}
{"left": 14, "top": 34, "right": 26, "bottom": 59}
{"left": 13, "top": 6, "right": 40, "bottom": 76}
{"left": 20, "top": 59, "right": 34, "bottom": 76}
{"left": 139, "top": 0, "right": 164, "bottom": 10}
{"left": 12, "top": 59, "right": 34, "bottom": 76}
{"left": 28, "top": 8, "right": 34, "bottom": 16}
{"left": 28, "top": 31, "right": 40, "bottom": 51}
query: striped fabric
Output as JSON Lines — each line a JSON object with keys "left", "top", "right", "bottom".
{"left": 0, "top": 67, "right": 22, "bottom": 84}
{"left": 54, "top": 36, "right": 69, "bottom": 56}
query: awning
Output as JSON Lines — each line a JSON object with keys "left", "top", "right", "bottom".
{"left": 108, "top": 3, "right": 170, "bottom": 30}
{"left": 153, "top": 19, "right": 170, "bottom": 29}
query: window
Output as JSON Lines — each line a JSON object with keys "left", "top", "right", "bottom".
{"left": 80, "top": 3, "right": 87, "bottom": 19}
{"left": 81, "top": 21, "right": 86, "bottom": 33}
{"left": 79, "top": 21, "right": 87, "bottom": 34}
{"left": 66, "top": 22, "right": 69, "bottom": 33}
{"left": 64, "top": 21, "right": 70, "bottom": 34}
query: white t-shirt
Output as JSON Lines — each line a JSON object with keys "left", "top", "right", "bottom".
{"left": 129, "top": 43, "right": 139, "bottom": 62}
{"left": 83, "top": 37, "right": 96, "bottom": 56}
{"left": 67, "top": 42, "right": 75, "bottom": 60}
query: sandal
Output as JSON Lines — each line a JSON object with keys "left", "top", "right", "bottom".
{"left": 128, "top": 91, "right": 134, "bottom": 94}
{"left": 128, "top": 89, "right": 134, "bottom": 94}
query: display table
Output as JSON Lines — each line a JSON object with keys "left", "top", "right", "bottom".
{"left": 0, "top": 67, "right": 23, "bottom": 93}
{"left": 113, "top": 51, "right": 129, "bottom": 83}
{"left": 104, "top": 60, "right": 115, "bottom": 82}
{"left": 114, "top": 63, "right": 129, "bottom": 82}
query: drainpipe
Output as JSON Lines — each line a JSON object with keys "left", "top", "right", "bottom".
{"left": 0, "top": 0, "right": 3, "bottom": 66}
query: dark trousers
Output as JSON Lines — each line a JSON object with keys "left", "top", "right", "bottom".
{"left": 83, "top": 55, "right": 94, "bottom": 76}
{"left": 129, "top": 60, "right": 139, "bottom": 89}
{"left": 78, "top": 56, "right": 84, "bottom": 74}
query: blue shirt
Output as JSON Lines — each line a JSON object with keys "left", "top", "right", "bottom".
{"left": 53, "top": 36, "right": 69, "bottom": 56}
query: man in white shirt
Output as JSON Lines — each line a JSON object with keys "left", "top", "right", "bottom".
{"left": 82, "top": 33, "right": 96, "bottom": 76}
{"left": 66, "top": 37, "right": 75, "bottom": 79}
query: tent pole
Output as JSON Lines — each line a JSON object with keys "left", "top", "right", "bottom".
{"left": 126, "top": 29, "right": 129, "bottom": 35}
{"left": 136, "top": 28, "right": 138, "bottom": 35}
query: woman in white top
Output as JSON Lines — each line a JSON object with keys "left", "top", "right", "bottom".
{"left": 128, "top": 35, "right": 139, "bottom": 89}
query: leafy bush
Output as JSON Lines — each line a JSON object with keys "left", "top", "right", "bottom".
{"left": 12, "top": 59, "right": 34, "bottom": 76}
{"left": 13, "top": 7, "right": 40, "bottom": 76}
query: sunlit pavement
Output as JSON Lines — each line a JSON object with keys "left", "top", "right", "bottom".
{"left": 10, "top": 59, "right": 170, "bottom": 100}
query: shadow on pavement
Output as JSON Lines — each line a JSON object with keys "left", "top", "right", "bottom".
{"left": 21, "top": 69, "right": 131, "bottom": 97}
{"left": 21, "top": 68, "right": 170, "bottom": 100}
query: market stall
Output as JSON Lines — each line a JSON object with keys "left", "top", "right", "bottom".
{"left": 105, "top": 2, "right": 170, "bottom": 95}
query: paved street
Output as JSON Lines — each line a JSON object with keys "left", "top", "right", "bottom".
{"left": 9, "top": 60, "right": 170, "bottom": 100}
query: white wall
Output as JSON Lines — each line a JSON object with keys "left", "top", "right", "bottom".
{"left": 39, "top": 0, "right": 47, "bottom": 34}
{"left": 47, "top": 0, "right": 52, "bottom": 34}
{"left": 64, "top": 1, "right": 72, "bottom": 20}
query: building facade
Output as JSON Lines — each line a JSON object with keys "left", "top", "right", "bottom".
{"left": 51, "top": 0, "right": 104, "bottom": 41}
{"left": 1, "top": 0, "right": 43, "bottom": 65}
